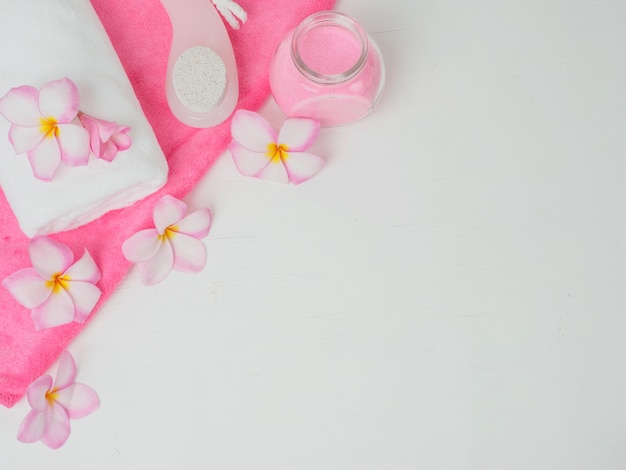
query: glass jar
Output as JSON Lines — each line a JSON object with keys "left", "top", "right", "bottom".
{"left": 269, "top": 10, "right": 385, "bottom": 127}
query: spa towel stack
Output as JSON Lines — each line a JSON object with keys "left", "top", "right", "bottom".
{"left": 0, "top": 0, "right": 168, "bottom": 237}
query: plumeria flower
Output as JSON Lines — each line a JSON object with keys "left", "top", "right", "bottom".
{"left": 0, "top": 77, "right": 90, "bottom": 181}
{"left": 78, "top": 112, "right": 131, "bottom": 162}
{"left": 228, "top": 109, "right": 324, "bottom": 184}
{"left": 122, "top": 195, "right": 212, "bottom": 286}
{"left": 17, "top": 350, "right": 99, "bottom": 449}
{"left": 2, "top": 236, "right": 102, "bottom": 330}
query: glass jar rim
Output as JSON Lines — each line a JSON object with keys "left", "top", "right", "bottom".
{"left": 291, "top": 10, "right": 369, "bottom": 85}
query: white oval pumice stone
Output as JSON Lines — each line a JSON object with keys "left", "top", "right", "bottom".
{"left": 172, "top": 45, "right": 227, "bottom": 113}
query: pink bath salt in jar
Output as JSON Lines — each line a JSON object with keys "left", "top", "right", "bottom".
{"left": 269, "top": 10, "right": 385, "bottom": 127}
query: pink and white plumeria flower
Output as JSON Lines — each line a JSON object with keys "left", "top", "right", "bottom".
{"left": 78, "top": 111, "right": 131, "bottom": 162}
{"left": 122, "top": 195, "right": 212, "bottom": 286}
{"left": 2, "top": 236, "right": 102, "bottom": 330}
{"left": 228, "top": 109, "right": 324, "bottom": 184}
{"left": 17, "top": 350, "right": 99, "bottom": 449}
{"left": 0, "top": 78, "right": 90, "bottom": 181}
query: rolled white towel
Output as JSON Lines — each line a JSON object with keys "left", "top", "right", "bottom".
{"left": 0, "top": 0, "right": 168, "bottom": 237}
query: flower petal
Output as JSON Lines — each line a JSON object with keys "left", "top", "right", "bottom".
{"left": 255, "top": 160, "right": 289, "bottom": 184}
{"left": 175, "top": 209, "right": 212, "bottom": 238}
{"left": 81, "top": 113, "right": 117, "bottom": 141}
{"left": 284, "top": 151, "right": 325, "bottom": 184}
{"left": 54, "top": 350, "right": 77, "bottom": 391}
{"left": 136, "top": 240, "right": 174, "bottom": 286}
{"left": 55, "top": 383, "right": 99, "bottom": 420}
{"left": 8, "top": 124, "right": 45, "bottom": 154}
{"left": 31, "top": 289, "right": 75, "bottom": 330}
{"left": 66, "top": 281, "right": 101, "bottom": 323}
{"left": 64, "top": 249, "right": 101, "bottom": 283}
{"left": 100, "top": 128, "right": 132, "bottom": 162}
{"left": 41, "top": 404, "right": 71, "bottom": 450}
{"left": 77, "top": 113, "right": 103, "bottom": 158}
{"left": 228, "top": 141, "right": 272, "bottom": 176}
{"left": 26, "top": 375, "right": 53, "bottom": 412}
{"left": 29, "top": 236, "right": 73, "bottom": 280}
{"left": 38, "top": 78, "right": 80, "bottom": 123}
{"left": 57, "top": 123, "right": 90, "bottom": 166}
{"left": 2, "top": 267, "right": 50, "bottom": 309}
{"left": 27, "top": 138, "right": 61, "bottom": 181}
{"left": 153, "top": 195, "right": 187, "bottom": 233}
{"left": 99, "top": 142, "right": 117, "bottom": 162}
{"left": 277, "top": 118, "right": 320, "bottom": 151}
{"left": 122, "top": 228, "right": 162, "bottom": 263}
{"left": 111, "top": 127, "right": 131, "bottom": 150}
{"left": 0, "top": 85, "right": 41, "bottom": 126}
{"left": 230, "top": 109, "right": 277, "bottom": 152}
{"left": 97, "top": 121, "right": 117, "bottom": 142}
{"left": 170, "top": 232, "right": 207, "bottom": 273}
{"left": 17, "top": 409, "right": 47, "bottom": 444}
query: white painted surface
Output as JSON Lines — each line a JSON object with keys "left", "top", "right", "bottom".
{"left": 2, "top": 0, "right": 626, "bottom": 468}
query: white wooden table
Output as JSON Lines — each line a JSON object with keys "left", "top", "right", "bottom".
{"left": 2, "top": 0, "right": 626, "bottom": 468}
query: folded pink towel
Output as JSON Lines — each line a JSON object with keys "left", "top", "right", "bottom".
{"left": 0, "top": 0, "right": 334, "bottom": 408}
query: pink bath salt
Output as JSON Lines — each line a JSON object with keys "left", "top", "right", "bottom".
{"left": 297, "top": 25, "right": 362, "bottom": 76}
{"left": 269, "top": 12, "right": 385, "bottom": 127}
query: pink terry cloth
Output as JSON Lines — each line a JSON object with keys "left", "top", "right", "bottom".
{"left": 0, "top": 0, "right": 335, "bottom": 408}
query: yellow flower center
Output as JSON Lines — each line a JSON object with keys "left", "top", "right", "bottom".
{"left": 45, "top": 388, "right": 59, "bottom": 405}
{"left": 158, "top": 225, "right": 178, "bottom": 242}
{"left": 39, "top": 117, "right": 59, "bottom": 139}
{"left": 46, "top": 272, "right": 71, "bottom": 294}
{"left": 266, "top": 143, "right": 289, "bottom": 164}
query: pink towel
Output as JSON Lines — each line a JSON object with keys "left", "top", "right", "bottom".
{"left": 0, "top": 0, "right": 334, "bottom": 408}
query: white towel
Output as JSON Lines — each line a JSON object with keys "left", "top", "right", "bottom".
{"left": 0, "top": 0, "right": 168, "bottom": 237}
